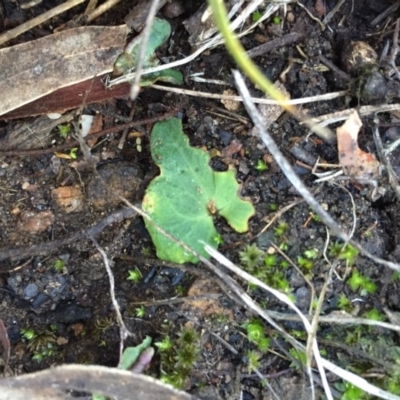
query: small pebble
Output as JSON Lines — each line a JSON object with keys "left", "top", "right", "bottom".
{"left": 24, "top": 283, "right": 38, "bottom": 300}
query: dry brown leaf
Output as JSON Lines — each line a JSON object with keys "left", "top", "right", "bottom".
{"left": 180, "top": 278, "right": 234, "bottom": 320}
{"left": 0, "top": 25, "right": 128, "bottom": 116}
{"left": 17, "top": 210, "right": 54, "bottom": 234}
{"left": 315, "top": 0, "right": 326, "bottom": 17}
{"left": 52, "top": 186, "right": 84, "bottom": 213}
{"left": 221, "top": 89, "right": 240, "bottom": 111}
{"left": 336, "top": 110, "right": 380, "bottom": 179}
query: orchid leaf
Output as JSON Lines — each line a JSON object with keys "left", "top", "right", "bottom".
{"left": 142, "top": 118, "right": 255, "bottom": 264}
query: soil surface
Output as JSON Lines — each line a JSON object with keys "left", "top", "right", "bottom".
{"left": 1, "top": 0, "right": 400, "bottom": 399}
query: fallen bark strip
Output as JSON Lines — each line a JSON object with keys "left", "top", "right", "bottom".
{"left": 0, "top": 364, "right": 194, "bottom": 400}
{"left": 246, "top": 32, "right": 303, "bottom": 58}
{"left": 0, "top": 207, "right": 136, "bottom": 264}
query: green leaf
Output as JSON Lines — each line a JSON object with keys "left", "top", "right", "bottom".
{"left": 140, "top": 68, "right": 183, "bottom": 86}
{"left": 142, "top": 118, "right": 255, "bottom": 263}
{"left": 118, "top": 336, "right": 152, "bottom": 370}
{"left": 113, "top": 18, "right": 183, "bottom": 85}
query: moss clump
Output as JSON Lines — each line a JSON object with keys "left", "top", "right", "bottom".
{"left": 155, "top": 324, "right": 200, "bottom": 389}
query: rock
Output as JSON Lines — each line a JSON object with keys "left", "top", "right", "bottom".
{"left": 86, "top": 162, "right": 143, "bottom": 209}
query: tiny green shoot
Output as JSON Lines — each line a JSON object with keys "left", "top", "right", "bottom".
{"left": 58, "top": 124, "right": 71, "bottom": 138}
{"left": 239, "top": 244, "right": 264, "bottom": 270}
{"left": 135, "top": 306, "right": 146, "bottom": 318}
{"left": 338, "top": 294, "right": 352, "bottom": 312}
{"left": 213, "top": 233, "right": 224, "bottom": 245}
{"left": 246, "top": 350, "right": 261, "bottom": 372}
{"left": 273, "top": 16, "right": 282, "bottom": 25}
{"left": 264, "top": 254, "right": 277, "bottom": 267}
{"left": 21, "top": 328, "right": 36, "bottom": 340}
{"left": 53, "top": 259, "right": 65, "bottom": 273}
{"left": 69, "top": 147, "right": 78, "bottom": 159}
{"left": 255, "top": 159, "right": 267, "bottom": 171}
{"left": 363, "top": 308, "right": 383, "bottom": 321}
{"left": 347, "top": 270, "right": 376, "bottom": 295}
{"left": 268, "top": 203, "right": 278, "bottom": 211}
{"left": 252, "top": 10, "right": 262, "bottom": 22}
{"left": 127, "top": 267, "right": 142, "bottom": 283}
{"left": 274, "top": 222, "right": 288, "bottom": 237}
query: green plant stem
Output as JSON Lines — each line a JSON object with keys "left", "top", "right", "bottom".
{"left": 207, "top": 0, "right": 290, "bottom": 108}
{"left": 207, "top": 0, "right": 335, "bottom": 142}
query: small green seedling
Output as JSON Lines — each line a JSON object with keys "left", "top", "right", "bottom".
{"left": 304, "top": 249, "right": 318, "bottom": 259}
{"left": 127, "top": 267, "right": 142, "bottom": 283}
{"left": 252, "top": 10, "right": 262, "bottom": 22}
{"left": 334, "top": 382, "right": 369, "bottom": 400}
{"left": 113, "top": 18, "right": 182, "bottom": 86}
{"left": 69, "top": 147, "right": 78, "bottom": 159}
{"left": 297, "top": 256, "right": 313, "bottom": 270}
{"left": 155, "top": 335, "right": 172, "bottom": 352}
{"left": 274, "top": 222, "right": 288, "bottom": 237}
{"left": 298, "top": 248, "right": 319, "bottom": 270}
{"left": 329, "top": 242, "right": 358, "bottom": 266}
{"left": 268, "top": 203, "right": 278, "bottom": 211}
{"left": 213, "top": 233, "right": 224, "bottom": 245}
{"left": 143, "top": 118, "right": 254, "bottom": 263}
{"left": 21, "top": 327, "right": 57, "bottom": 361}
{"left": 243, "top": 318, "right": 270, "bottom": 353}
{"left": 338, "top": 294, "right": 352, "bottom": 312}
{"left": 255, "top": 159, "right": 268, "bottom": 171}
{"left": 156, "top": 326, "right": 200, "bottom": 389}
{"left": 273, "top": 16, "right": 282, "bottom": 25}
{"left": 135, "top": 306, "right": 146, "bottom": 318}
{"left": 246, "top": 350, "right": 261, "bottom": 372}
{"left": 93, "top": 336, "right": 154, "bottom": 400}
{"left": 347, "top": 269, "right": 376, "bottom": 295}
{"left": 239, "top": 244, "right": 264, "bottom": 270}
{"left": 289, "top": 348, "right": 307, "bottom": 369}
{"left": 264, "top": 254, "right": 277, "bottom": 267}
{"left": 53, "top": 259, "right": 65, "bottom": 273}
{"left": 363, "top": 308, "right": 383, "bottom": 321}
{"left": 58, "top": 124, "right": 71, "bottom": 138}
{"left": 240, "top": 244, "right": 291, "bottom": 293}
{"left": 21, "top": 327, "right": 36, "bottom": 341}
{"left": 32, "top": 343, "right": 55, "bottom": 362}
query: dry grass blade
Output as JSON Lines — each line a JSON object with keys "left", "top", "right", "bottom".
{"left": 151, "top": 84, "right": 347, "bottom": 106}
{"left": 130, "top": 0, "right": 161, "bottom": 100}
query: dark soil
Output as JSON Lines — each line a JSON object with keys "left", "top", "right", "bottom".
{"left": 1, "top": 0, "right": 400, "bottom": 399}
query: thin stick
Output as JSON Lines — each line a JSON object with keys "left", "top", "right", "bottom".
{"left": 372, "top": 121, "right": 400, "bottom": 201}
{"left": 86, "top": 0, "right": 122, "bottom": 22}
{"left": 130, "top": 0, "right": 161, "bottom": 100}
{"left": 0, "top": 0, "right": 85, "bottom": 47}
{"left": 151, "top": 84, "right": 347, "bottom": 106}
{"left": 0, "top": 110, "right": 177, "bottom": 156}
{"left": 90, "top": 237, "right": 133, "bottom": 360}
{"left": 304, "top": 104, "right": 400, "bottom": 128}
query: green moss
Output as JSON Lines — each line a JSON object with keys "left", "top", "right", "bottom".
{"left": 155, "top": 325, "right": 200, "bottom": 389}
